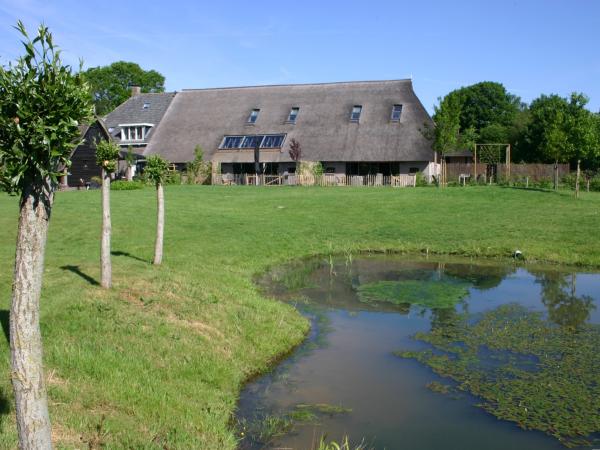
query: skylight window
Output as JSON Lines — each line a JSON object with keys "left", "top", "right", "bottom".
{"left": 219, "top": 134, "right": 286, "bottom": 150}
{"left": 241, "top": 135, "right": 264, "bottom": 148}
{"left": 247, "top": 109, "right": 260, "bottom": 124}
{"left": 287, "top": 107, "right": 299, "bottom": 123}
{"left": 221, "top": 136, "right": 244, "bottom": 149}
{"left": 350, "top": 105, "right": 362, "bottom": 122}
{"left": 262, "top": 134, "right": 285, "bottom": 148}
{"left": 391, "top": 104, "right": 403, "bottom": 121}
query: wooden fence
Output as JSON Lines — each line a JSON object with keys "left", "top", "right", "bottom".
{"left": 445, "top": 163, "right": 570, "bottom": 183}
{"left": 213, "top": 173, "right": 417, "bottom": 187}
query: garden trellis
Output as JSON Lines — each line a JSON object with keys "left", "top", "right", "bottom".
{"left": 474, "top": 143, "right": 511, "bottom": 182}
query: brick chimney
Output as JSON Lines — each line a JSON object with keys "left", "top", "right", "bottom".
{"left": 130, "top": 85, "right": 141, "bottom": 97}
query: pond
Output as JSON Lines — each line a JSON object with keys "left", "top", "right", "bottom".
{"left": 237, "top": 255, "right": 600, "bottom": 449}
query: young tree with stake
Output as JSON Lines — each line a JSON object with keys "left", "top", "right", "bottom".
{"left": 95, "top": 140, "right": 120, "bottom": 288}
{"left": 0, "top": 22, "right": 93, "bottom": 448}
{"left": 145, "top": 155, "right": 169, "bottom": 265}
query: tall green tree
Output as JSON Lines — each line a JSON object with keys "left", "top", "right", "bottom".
{"left": 145, "top": 155, "right": 169, "bottom": 265}
{"left": 426, "top": 94, "right": 477, "bottom": 155}
{"left": 0, "top": 22, "right": 93, "bottom": 448}
{"left": 524, "top": 93, "right": 600, "bottom": 187}
{"left": 83, "top": 61, "right": 165, "bottom": 115}
{"left": 95, "top": 140, "right": 120, "bottom": 288}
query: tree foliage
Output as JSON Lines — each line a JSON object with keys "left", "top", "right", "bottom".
{"left": 82, "top": 61, "right": 165, "bottom": 115}
{"left": 95, "top": 140, "right": 120, "bottom": 173}
{"left": 522, "top": 93, "right": 600, "bottom": 168}
{"left": 424, "top": 94, "right": 476, "bottom": 155}
{"left": 145, "top": 154, "right": 169, "bottom": 186}
{"left": 451, "top": 81, "right": 522, "bottom": 132}
{"left": 288, "top": 138, "right": 302, "bottom": 162}
{"left": 0, "top": 22, "right": 94, "bottom": 195}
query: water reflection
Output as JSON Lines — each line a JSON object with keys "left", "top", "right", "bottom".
{"left": 243, "top": 256, "right": 600, "bottom": 450}
{"left": 534, "top": 272, "right": 596, "bottom": 330}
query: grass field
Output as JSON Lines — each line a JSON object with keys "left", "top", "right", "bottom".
{"left": 0, "top": 185, "right": 599, "bottom": 448}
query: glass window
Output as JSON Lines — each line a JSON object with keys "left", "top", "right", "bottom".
{"left": 221, "top": 136, "right": 243, "bottom": 149}
{"left": 287, "top": 107, "right": 299, "bottom": 123}
{"left": 143, "top": 103, "right": 150, "bottom": 110}
{"left": 391, "top": 104, "right": 403, "bottom": 121}
{"left": 350, "top": 105, "right": 362, "bottom": 121}
{"left": 247, "top": 109, "right": 260, "bottom": 123}
{"left": 241, "top": 135, "right": 264, "bottom": 148}
{"left": 262, "top": 135, "right": 285, "bottom": 148}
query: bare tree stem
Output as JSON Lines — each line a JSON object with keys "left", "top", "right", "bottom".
{"left": 11, "top": 186, "right": 53, "bottom": 449}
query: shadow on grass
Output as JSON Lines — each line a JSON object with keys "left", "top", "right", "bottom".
{"left": 0, "top": 310, "right": 8, "bottom": 344}
{"left": 111, "top": 250, "right": 148, "bottom": 263}
{"left": 60, "top": 265, "right": 99, "bottom": 286}
{"left": 500, "top": 186, "right": 557, "bottom": 194}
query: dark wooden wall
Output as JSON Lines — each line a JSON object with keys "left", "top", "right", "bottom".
{"left": 68, "top": 123, "right": 105, "bottom": 187}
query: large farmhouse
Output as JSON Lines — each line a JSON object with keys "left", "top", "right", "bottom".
{"left": 144, "top": 79, "right": 437, "bottom": 180}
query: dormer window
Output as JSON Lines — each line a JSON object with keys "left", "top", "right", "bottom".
{"left": 247, "top": 109, "right": 260, "bottom": 124}
{"left": 287, "top": 107, "right": 299, "bottom": 123}
{"left": 143, "top": 103, "right": 150, "bottom": 110}
{"left": 350, "top": 105, "right": 362, "bottom": 122}
{"left": 391, "top": 104, "right": 403, "bottom": 121}
{"left": 119, "top": 123, "right": 153, "bottom": 142}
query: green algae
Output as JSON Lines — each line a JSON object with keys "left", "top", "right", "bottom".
{"left": 396, "top": 303, "right": 600, "bottom": 448}
{"left": 357, "top": 279, "right": 470, "bottom": 309}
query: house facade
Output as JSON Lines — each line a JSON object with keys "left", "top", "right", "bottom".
{"left": 144, "top": 80, "right": 437, "bottom": 181}
{"left": 66, "top": 88, "right": 176, "bottom": 187}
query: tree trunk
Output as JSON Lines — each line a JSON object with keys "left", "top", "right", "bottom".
{"left": 11, "top": 185, "right": 53, "bottom": 449}
{"left": 126, "top": 165, "right": 133, "bottom": 182}
{"left": 153, "top": 182, "right": 164, "bottom": 265}
{"left": 553, "top": 161, "right": 559, "bottom": 191}
{"left": 101, "top": 168, "right": 111, "bottom": 288}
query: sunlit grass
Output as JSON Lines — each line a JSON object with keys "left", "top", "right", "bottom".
{"left": 0, "top": 185, "right": 599, "bottom": 448}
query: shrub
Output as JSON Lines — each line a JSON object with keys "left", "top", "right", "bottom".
{"left": 165, "top": 169, "right": 181, "bottom": 185}
{"left": 415, "top": 172, "right": 428, "bottom": 187}
{"left": 110, "top": 180, "right": 144, "bottom": 190}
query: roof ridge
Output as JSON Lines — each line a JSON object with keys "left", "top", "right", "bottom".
{"left": 181, "top": 79, "right": 412, "bottom": 92}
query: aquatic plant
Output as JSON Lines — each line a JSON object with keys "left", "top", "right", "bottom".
{"left": 314, "top": 435, "right": 370, "bottom": 450}
{"left": 396, "top": 303, "right": 600, "bottom": 448}
{"left": 357, "top": 279, "right": 470, "bottom": 309}
{"left": 294, "top": 403, "right": 352, "bottom": 416}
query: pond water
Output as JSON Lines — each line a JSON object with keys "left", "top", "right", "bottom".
{"left": 237, "top": 256, "right": 600, "bottom": 449}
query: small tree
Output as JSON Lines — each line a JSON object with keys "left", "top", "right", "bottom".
{"left": 288, "top": 138, "right": 302, "bottom": 171}
{"left": 185, "top": 145, "right": 209, "bottom": 184}
{"left": 95, "top": 140, "right": 120, "bottom": 288}
{"left": 145, "top": 155, "right": 169, "bottom": 264}
{"left": 422, "top": 95, "right": 476, "bottom": 185}
{"left": 0, "top": 22, "right": 93, "bottom": 448}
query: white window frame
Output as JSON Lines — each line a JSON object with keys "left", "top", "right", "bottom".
{"left": 287, "top": 107, "right": 299, "bottom": 123}
{"left": 247, "top": 109, "right": 260, "bottom": 124}
{"left": 391, "top": 104, "right": 403, "bottom": 121}
{"left": 350, "top": 105, "right": 362, "bottom": 122}
{"left": 119, "top": 123, "right": 153, "bottom": 142}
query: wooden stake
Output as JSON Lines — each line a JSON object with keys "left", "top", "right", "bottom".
{"left": 575, "top": 159, "right": 581, "bottom": 199}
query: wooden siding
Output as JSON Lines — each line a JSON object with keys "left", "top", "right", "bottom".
{"left": 68, "top": 123, "right": 106, "bottom": 187}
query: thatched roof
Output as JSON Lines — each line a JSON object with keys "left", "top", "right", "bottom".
{"left": 144, "top": 80, "right": 434, "bottom": 163}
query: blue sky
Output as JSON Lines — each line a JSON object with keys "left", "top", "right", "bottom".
{"left": 0, "top": 0, "right": 598, "bottom": 114}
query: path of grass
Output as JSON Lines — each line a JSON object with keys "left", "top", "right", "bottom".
{"left": 0, "top": 185, "right": 599, "bottom": 448}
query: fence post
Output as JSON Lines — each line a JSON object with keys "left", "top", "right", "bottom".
{"left": 575, "top": 160, "right": 581, "bottom": 198}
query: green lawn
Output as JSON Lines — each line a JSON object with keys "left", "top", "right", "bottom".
{"left": 0, "top": 185, "right": 599, "bottom": 448}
